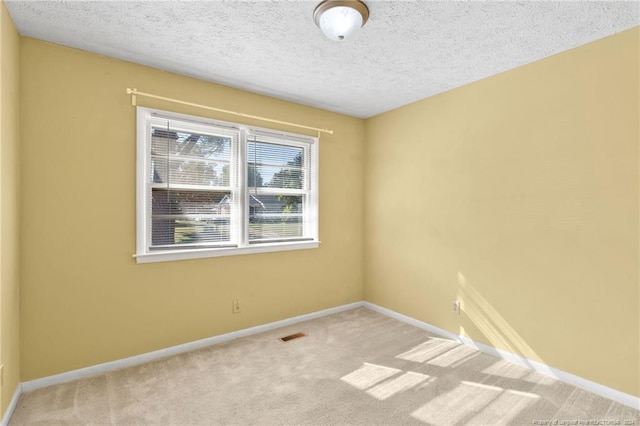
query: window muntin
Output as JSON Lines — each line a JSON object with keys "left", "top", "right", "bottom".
{"left": 136, "top": 108, "right": 319, "bottom": 263}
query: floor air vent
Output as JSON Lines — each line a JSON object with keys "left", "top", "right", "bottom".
{"left": 279, "top": 332, "right": 306, "bottom": 342}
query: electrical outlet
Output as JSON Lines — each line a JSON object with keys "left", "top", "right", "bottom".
{"left": 232, "top": 299, "right": 241, "bottom": 314}
{"left": 452, "top": 300, "right": 461, "bottom": 315}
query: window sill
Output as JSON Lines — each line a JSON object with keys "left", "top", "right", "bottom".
{"left": 135, "top": 241, "right": 320, "bottom": 264}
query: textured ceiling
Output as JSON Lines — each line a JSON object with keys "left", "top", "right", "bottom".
{"left": 5, "top": 1, "right": 639, "bottom": 118}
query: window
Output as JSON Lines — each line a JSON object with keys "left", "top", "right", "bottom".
{"left": 136, "top": 107, "right": 319, "bottom": 263}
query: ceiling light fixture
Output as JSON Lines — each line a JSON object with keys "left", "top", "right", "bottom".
{"left": 313, "top": 0, "right": 369, "bottom": 41}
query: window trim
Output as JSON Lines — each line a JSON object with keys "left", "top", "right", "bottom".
{"left": 135, "top": 107, "right": 319, "bottom": 264}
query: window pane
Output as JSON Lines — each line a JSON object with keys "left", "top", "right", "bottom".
{"left": 247, "top": 141, "right": 304, "bottom": 189}
{"left": 151, "top": 128, "right": 231, "bottom": 161}
{"left": 151, "top": 189, "right": 231, "bottom": 246}
{"left": 151, "top": 128, "right": 232, "bottom": 187}
{"left": 248, "top": 194, "right": 304, "bottom": 241}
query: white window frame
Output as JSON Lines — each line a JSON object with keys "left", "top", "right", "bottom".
{"left": 136, "top": 107, "right": 319, "bottom": 263}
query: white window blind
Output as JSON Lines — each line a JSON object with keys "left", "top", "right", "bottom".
{"left": 148, "top": 118, "right": 240, "bottom": 250}
{"left": 136, "top": 108, "right": 319, "bottom": 263}
{"left": 247, "top": 136, "right": 315, "bottom": 244}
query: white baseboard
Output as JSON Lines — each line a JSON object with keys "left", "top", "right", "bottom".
{"left": 363, "top": 301, "right": 640, "bottom": 410}
{"left": 13, "top": 300, "right": 640, "bottom": 413}
{"left": 1, "top": 383, "right": 22, "bottom": 426}
{"left": 22, "top": 301, "right": 365, "bottom": 393}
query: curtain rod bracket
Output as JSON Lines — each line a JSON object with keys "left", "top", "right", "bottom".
{"left": 127, "top": 88, "right": 137, "bottom": 106}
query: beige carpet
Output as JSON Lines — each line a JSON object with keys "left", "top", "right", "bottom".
{"left": 9, "top": 308, "right": 640, "bottom": 425}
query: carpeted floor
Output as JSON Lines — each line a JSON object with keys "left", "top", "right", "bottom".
{"left": 9, "top": 307, "right": 640, "bottom": 425}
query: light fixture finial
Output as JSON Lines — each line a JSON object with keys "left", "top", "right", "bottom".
{"left": 313, "top": 0, "right": 369, "bottom": 41}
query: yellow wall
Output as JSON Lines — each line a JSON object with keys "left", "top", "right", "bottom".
{"left": 10, "top": 16, "right": 640, "bottom": 403}
{"left": 364, "top": 27, "right": 639, "bottom": 396}
{"left": 0, "top": 0, "right": 20, "bottom": 416}
{"left": 19, "top": 38, "right": 364, "bottom": 380}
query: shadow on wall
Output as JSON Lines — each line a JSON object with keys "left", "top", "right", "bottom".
{"left": 456, "top": 271, "right": 545, "bottom": 367}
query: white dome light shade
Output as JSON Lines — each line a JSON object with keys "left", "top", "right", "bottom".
{"left": 318, "top": 6, "right": 362, "bottom": 41}
{"left": 314, "top": 1, "right": 369, "bottom": 41}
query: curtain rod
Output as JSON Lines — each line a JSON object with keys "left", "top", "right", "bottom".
{"left": 126, "top": 88, "right": 333, "bottom": 135}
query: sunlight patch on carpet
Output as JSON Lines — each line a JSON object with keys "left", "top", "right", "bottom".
{"left": 366, "top": 371, "right": 433, "bottom": 400}
{"left": 480, "top": 358, "right": 552, "bottom": 384}
{"left": 411, "top": 380, "right": 540, "bottom": 425}
{"left": 340, "top": 363, "right": 401, "bottom": 390}
{"left": 396, "top": 338, "right": 460, "bottom": 363}
{"left": 426, "top": 344, "right": 480, "bottom": 368}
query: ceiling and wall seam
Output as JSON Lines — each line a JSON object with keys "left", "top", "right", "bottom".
{"left": 4, "top": 1, "right": 638, "bottom": 118}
